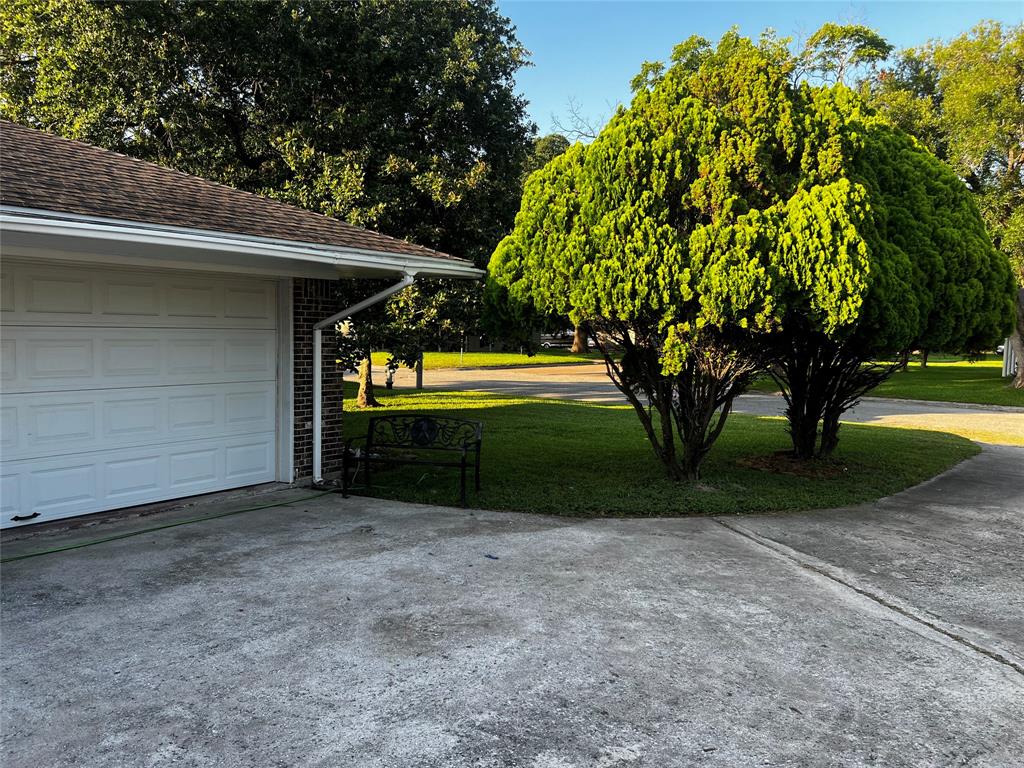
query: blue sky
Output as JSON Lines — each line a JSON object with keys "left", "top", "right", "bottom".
{"left": 499, "top": 1, "right": 1024, "bottom": 136}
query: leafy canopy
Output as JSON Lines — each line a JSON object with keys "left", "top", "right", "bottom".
{"left": 1, "top": 0, "right": 533, "bottom": 265}
{"left": 1, "top": 0, "right": 536, "bottom": 365}
{"left": 491, "top": 29, "right": 1015, "bottom": 467}
{"left": 800, "top": 23, "right": 894, "bottom": 85}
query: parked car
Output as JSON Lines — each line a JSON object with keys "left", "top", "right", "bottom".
{"left": 996, "top": 344, "right": 1005, "bottom": 355}
{"left": 540, "top": 329, "right": 575, "bottom": 349}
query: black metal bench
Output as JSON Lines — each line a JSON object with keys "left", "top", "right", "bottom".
{"left": 342, "top": 415, "right": 483, "bottom": 506}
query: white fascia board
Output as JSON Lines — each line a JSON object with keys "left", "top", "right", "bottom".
{"left": 0, "top": 206, "right": 484, "bottom": 280}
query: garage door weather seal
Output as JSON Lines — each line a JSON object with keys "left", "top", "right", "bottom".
{"left": 0, "top": 491, "right": 333, "bottom": 564}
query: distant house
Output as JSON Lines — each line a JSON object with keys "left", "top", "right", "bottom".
{"left": 0, "top": 121, "right": 480, "bottom": 528}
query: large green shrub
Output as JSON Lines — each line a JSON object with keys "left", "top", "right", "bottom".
{"left": 490, "top": 30, "right": 1014, "bottom": 475}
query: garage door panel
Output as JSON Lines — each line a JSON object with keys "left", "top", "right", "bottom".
{"left": 103, "top": 337, "right": 162, "bottom": 376}
{"left": 103, "top": 280, "right": 160, "bottom": 316}
{"left": 31, "top": 463, "right": 99, "bottom": 512}
{"left": 26, "top": 274, "right": 95, "bottom": 314}
{"left": 224, "top": 440, "right": 275, "bottom": 481}
{"left": 3, "top": 262, "right": 276, "bottom": 329}
{"left": 29, "top": 338, "right": 95, "bottom": 380}
{"left": 1, "top": 338, "right": 16, "bottom": 382}
{"left": 1, "top": 474, "right": 21, "bottom": 518}
{"left": 107, "top": 455, "right": 163, "bottom": 499}
{"left": 1, "top": 405, "right": 18, "bottom": 451}
{"left": 2, "top": 432, "right": 277, "bottom": 527}
{"left": 169, "top": 446, "right": 220, "bottom": 487}
{"left": 3, "top": 382, "right": 277, "bottom": 462}
{"left": 0, "top": 270, "right": 14, "bottom": 312}
{"left": 106, "top": 397, "right": 162, "bottom": 438}
{"left": 225, "top": 336, "right": 275, "bottom": 373}
{"left": 3, "top": 328, "right": 276, "bottom": 393}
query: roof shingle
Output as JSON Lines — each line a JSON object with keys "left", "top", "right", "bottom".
{"left": 0, "top": 120, "right": 464, "bottom": 263}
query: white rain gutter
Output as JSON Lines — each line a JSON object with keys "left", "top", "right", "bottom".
{"left": 312, "top": 272, "right": 416, "bottom": 483}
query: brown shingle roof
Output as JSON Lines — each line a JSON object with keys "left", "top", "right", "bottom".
{"left": 0, "top": 120, "right": 464, "bottom": 263}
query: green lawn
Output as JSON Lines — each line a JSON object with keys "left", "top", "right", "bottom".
{"left": 752, "top": 359, "right": 1022, "bottom": 408}
{"left": 342, "top": 387, "right": 978, "bottom": 516}
{"left": 370, "top": 349, "right": 603, "bottom": 370}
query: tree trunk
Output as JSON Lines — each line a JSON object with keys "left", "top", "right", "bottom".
{"left": 920, "top": 349, "right": 929, "bottom": 368}
{"left": 1011, "top": 289, "right": 1024, "bottom": 390}
{"left": 789, "top": 409, "right": 820, "bottom": 460}
{"left": 678, "top": 443, "right": 703, "bottom": 481}
{"left": 898, "top": 348, "right": 911, "bottom": 370}
{"left": 773, "top": 333, "right": 897, "bottom": 459}
{"left": 774, "top": 338, "right": 824, "bottom": 460}
{"left": 356, "top": 357, "right": 380, "bottom": 407}
{"left": 819, "top": 409, "right": 842, "bottom": 458}
{"left": 570, "top": 322, "right": 590, "bottom": 353}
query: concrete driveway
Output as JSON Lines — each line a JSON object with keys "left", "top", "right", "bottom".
{"left": 2, "top": 446, "right": 1022, "bottom": 767}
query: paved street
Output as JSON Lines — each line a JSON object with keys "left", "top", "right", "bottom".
{"left": 381, "top": 363, "right": 1024, "bottom": 445}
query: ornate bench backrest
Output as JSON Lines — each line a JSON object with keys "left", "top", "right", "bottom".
{"left": 366, "top": 415, "right": 482, "bottom": 451}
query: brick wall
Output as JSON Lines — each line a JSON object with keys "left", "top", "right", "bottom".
{"left": 292, "top": 277, "right": 345, "bottom": 481}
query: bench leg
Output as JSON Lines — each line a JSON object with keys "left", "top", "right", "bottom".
{"left": 342, "top": 452, "right": 349, "bottom": 497}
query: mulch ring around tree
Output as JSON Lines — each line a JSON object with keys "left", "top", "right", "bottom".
{"left": 736, "top": 451, "right": 850, "bottom": 479}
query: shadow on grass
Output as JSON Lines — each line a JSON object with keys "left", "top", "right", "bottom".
{"left": 341, "top": 386, "right": 979, "bottom": 517}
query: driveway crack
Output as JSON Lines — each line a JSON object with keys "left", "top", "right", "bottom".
{"left": 713, "top": 517, "right": 1024, "bottom": 678}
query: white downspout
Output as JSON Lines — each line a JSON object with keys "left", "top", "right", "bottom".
{"left": 312, "top": 272, "right": 416, "bottom": 483}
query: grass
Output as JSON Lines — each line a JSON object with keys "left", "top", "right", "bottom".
{"left": 871, "top": 360, "right": 1021, "bottom": 407}
{"left": 370, "top": 349, "right": 603, "bottom": 370}
{"left": 752, "top": 358, "right": 1022, "bottom": 408}
{"left": 342, "top": 386, "right": 978, "bottom": 516}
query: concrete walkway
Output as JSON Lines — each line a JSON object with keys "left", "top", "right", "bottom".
{"left": 381, "top": 363, "right": 1024, "bottom": 445}
{"left": 2, "top": 445, "right": 1023, "bottom": 766}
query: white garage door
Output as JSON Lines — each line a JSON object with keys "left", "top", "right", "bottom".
{"left": 1, "top": 261, "right": 280, "bottom": 528}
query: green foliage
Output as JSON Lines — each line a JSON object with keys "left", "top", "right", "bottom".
{"left": 333, "top": 281, "right": 422, "bottom": 376}
{"left": 864, "top": 21, "right": 1023, "bottom": 386}
{"left": 1, "top": 0, "right": 534, "bottom": 358}
{"left": 492, "top": 28, "right": 1015, "bottom": 471}
{"left": 1, "top": 0, "right": 532, "bottom": 262}
{"left": 520, "top": 133, "right": 570, "bottom": 185}
{"left": 801, "top": 23, "right": 894, "bottom": 84}
{"left": 866, "top": 49, "right": 945, "bottom": 157}
{"left": 482, "top": 132, "right": 574, "bottom": 347}
{"left": 867, "top": 22, "right": 1024, "bottom": 284}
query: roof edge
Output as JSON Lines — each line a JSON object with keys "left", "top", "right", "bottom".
{"left": 0, "top": 206, "right": 484, "bottom": 279}
{"left": 0, "top": 121, "right": 459, "bottom": 264}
